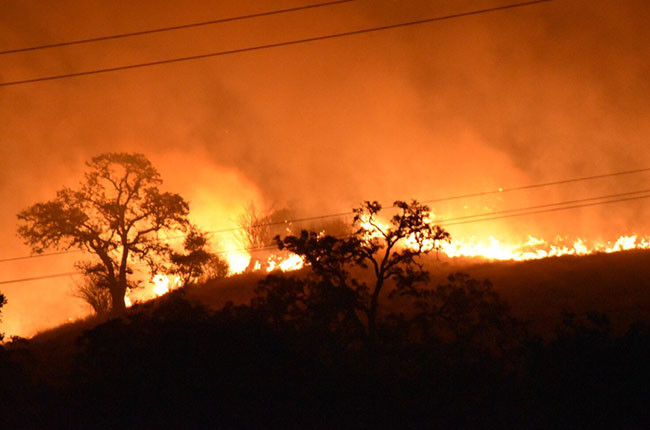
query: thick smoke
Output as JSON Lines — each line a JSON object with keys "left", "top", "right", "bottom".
{"left": 0, "top": 0, "right": 648, "bottom": 336}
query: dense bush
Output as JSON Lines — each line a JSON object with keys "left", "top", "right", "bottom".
{"left": 1, "top": 278, "right": 650, "bottom": 429}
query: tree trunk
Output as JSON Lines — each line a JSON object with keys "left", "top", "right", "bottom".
{"left": 367, "top": 278, "right": 384, "bottom": 345}
{"left": 367, "top": 305, "right": 377, "bottom": 344}
{"left": 109, "top": 284, "right": 127, "bottom": 316}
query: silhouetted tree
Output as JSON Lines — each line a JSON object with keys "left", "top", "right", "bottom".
{"left": 169, "top": 226, "right": 227, "bottom": 286}
{"left": 72, "top": 261, "right": 141, "bottom": 316}
{"left": 405, "top": 273, "right": 527, "bottom": 355}
{"left": 0, "top": 292, "right": 6, "bottom": 341}
{"left": 200, "top": 255, "right": 230, "bottom": 281}
{"left": 305, "top": 217, "right": 353, "bottom": 238}
{"left": 254, "top": 274, "right": 365, "bottom": 346}
{"left": 17, "top": 153, "right": 190, "bottom": 315}
{"left": 276, "top": 200, "right": 450, "bottom": 343}
{"left": 236, "top": 202, "right": 293, "bottom": 250}
{"left": 73, "top": 262, "right": 115, "bottom": 316}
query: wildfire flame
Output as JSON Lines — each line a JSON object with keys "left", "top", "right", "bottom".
{"left": 266, "top": 253, "right": 305, "bottom": 272}
{"left": 152, "top": 273, "right": 182, "bottom": 296}
{"left": 225, "top": 251, "right": 251, "bottom": 275}
{"left": 358, "top": 213, "right": 650, "bottom": 261}
{"left": 123, "top": 217, "right": 650, "bottom": 307}
{"left": 437, "top": 234, "right": 650, "bottom": 261}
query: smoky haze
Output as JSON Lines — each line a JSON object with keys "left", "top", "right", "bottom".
{"left": 0, "top": 0, "right": 648, "bottom": 337}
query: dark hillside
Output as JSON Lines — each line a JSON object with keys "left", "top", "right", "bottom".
{"left": 3, "top": 250, "right": 650, "bottom": 428}
{"left": 19, "top": 249, "right": 650, "bottom": 380}
{"left": 429, "top": 250, "right": 650, "bottom": 335}
{"left": 184, "top": 272, "right": 264, "bottom": 309}
{"left": 181, "top": 249, "right": 650, "bottom": 337}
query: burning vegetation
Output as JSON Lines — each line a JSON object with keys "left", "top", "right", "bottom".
{"left": 2, "top": 0, "right": 650, "bottom": 426}
{"left": 133, "top": 197, "right": 650, "bottom": 308}
{"left": 16, "top": 151, "right": 645, "bottom": 316}
{"left": 4, "top": 152, "right": 650, "bottom": 428}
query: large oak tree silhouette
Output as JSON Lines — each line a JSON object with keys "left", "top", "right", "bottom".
{"left": 18, "top": 153, "right": 190, "bottom": 314}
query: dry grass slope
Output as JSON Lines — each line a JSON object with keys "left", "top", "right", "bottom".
{"left": 13, "top": 248, "right": 650, "bottom": 369}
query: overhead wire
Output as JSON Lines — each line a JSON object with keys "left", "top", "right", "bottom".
{"left": 0, "top": 0, "right": 554, "bottom": 87}
{"left": 436, "top": 188, "right": 650, "bottom": 224}
{"left": 0, "top": 0, "right": 357, "bottom": 56}
{"left": 197, "top": 167, "right": 650, "bottom": 236}
{"left": 441, "top": 193, "right": 650, "bottom": 227}
{"left": 4, "top": 0, "right": 648, "bottom": 287}
{"left": 0, "top": 249, "right": 83, "bottom": 263}
{"left": 420, "top": 167, "right": 650, "bottom": 205}
{"left": 0, "top": 271, "right": 79, "bottom": 285}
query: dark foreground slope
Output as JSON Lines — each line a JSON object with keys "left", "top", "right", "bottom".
{"left": 1, "top": 251, "right": 650, "bottom": 429}
{"left": 184, "top": 250, "right": 650, "bottom": 335}
{"left": 430, "top": 249, "right": 650, "bottom": 335}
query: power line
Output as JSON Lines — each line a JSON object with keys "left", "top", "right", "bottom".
{"left": 201, "top": 191, "right": 650, "bottom": 249}
{"left": 0, "top": 0, "right": 357, "bottom": 56}
{"left": 201, "top": 166, "right": 650, "bottom": 236}
{"left": 441, "top": 193, "right": 650, "bottom": 227}
{"left": 0, "top": 271, "right": 78, "bottom": 285}
{"left": 0, "top": 249, "right": 82, "bottom": 263}
{"left": 0, "top": 0, "right": 554, "bottom": 88}
{"left": 140, "top": 190, "right": 650, "bottom": 248}
{"left": 421, "top": 167, "right": 650, "bottom": 205}
{"left": 436, "top": 188, "right": 650, "bottom": 224}
{"left": 0, "top": 260, "right": 154, "bottom": 285}
{"left": 2, "top": 164, "right": 650, "bottom": 264}
{"left": 2, "top": 191, "right": 650, "bottom": 286}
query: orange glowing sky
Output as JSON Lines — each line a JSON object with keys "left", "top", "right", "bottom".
{"left": 0, "top": 0, "right": 649, "bottom": 337}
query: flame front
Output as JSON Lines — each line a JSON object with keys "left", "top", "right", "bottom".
{"left": 152, "top": 273, "right": 178, "bottom": 296}
{"left": 123, "top": 222, "right": 650, "bottom": 308}
{"left": 358, "top": 212, "right": 650, "bottom": 261}
{"left": 225, "top": 251, "right": 251, "bottom": 275}
{"left": 439, "top": 234, "right": 650, "bottom": 261}
{"left": 266, "top": 253, "right": 305, "bottom": 272}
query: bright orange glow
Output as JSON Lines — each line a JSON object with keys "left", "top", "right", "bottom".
{"left": 152, "top": 273, "right": 171, "bottom": 296}
{"left": 266, "top": 253, "right": 305, "bottom": 272}
{"left": 359, "top": 215, "right": 650, "bottom": 261}
{"left": 437, "top": 234, "right": 650, "bottom": 261}
{"left": 120, "top": 220, "right": 650, "bottom": 311}
{"left": 226, "top": 251, "right": 252, "bottom": 275}
{"left": 151, "top": 273, "right": 182, "bottom": 296}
